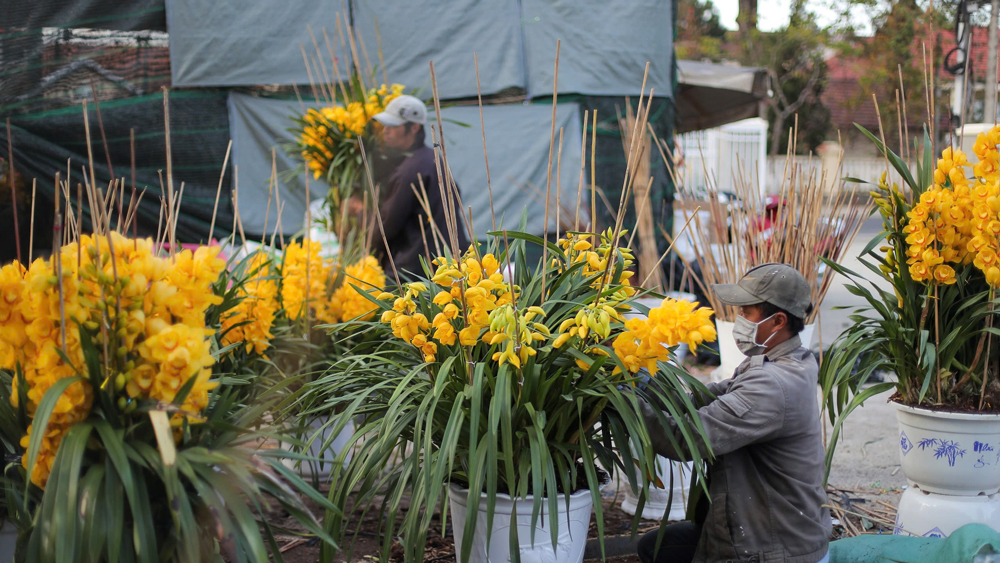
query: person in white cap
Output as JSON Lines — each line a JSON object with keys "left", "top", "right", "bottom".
{"left": 366, "top": 95, "right": 468, "bottom": 279}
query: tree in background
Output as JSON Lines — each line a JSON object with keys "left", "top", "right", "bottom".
{"left": 674, "top": 0, "right": 728, "bottom": 61}
{"left": 677, "top": 0, "right": 832, "bottom": 155}
{"left": 746, "top": 0, "right": 832, "bottom": 155}
{"left": 849, "top": 0, "right": 942, "bottom": 148}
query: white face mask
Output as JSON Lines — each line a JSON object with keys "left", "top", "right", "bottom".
{"left": 732, "top": 313, "right": 777, "bottom": 356}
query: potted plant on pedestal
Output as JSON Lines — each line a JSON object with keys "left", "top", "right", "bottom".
{"left": 308, "top": 227, "right": 718, "bottom": 563}
{"left": 821, "top": 126, "right": 1000, "bottom": 538}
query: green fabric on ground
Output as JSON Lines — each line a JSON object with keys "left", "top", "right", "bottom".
{"left": 829, "top": 524, "right": 1000, "bottom": 563}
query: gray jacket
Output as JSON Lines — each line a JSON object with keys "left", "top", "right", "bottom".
{"left": 641, "top": 335, "right": 830, "bottom": 563}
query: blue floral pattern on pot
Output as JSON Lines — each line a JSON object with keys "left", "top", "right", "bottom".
{"left": 922, "top": 527, "right": 946, "bottom": 538}
{"left": 916, "top": 438, "right": 966, "bottom": 467}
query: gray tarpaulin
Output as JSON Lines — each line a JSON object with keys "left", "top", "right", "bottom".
{"left": 434, "top": 103, "right": 582, "bottom": 236}
{"left": 167, "top": 0, "right": 672, "bottom": 100}
{"left": 227, "top": 92, "right": 582, "bottom": 237}
{"left": 520, "top": 0, "right": 673, "bottom": 98}
{"left": 351, "top": 0, "right": 524, "bottom": 100}
{"left": 228, "top": 94, "right": 329, "bottom": 237}
{"left": 166, "top": 0, "right": 348, "bottom": 87}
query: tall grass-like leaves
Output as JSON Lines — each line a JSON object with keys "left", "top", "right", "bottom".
{"left": 0, "top": 334, "right": 339, "bottom": 563}
{"left": 312, "top": 232, "right": 713, "bottom": 563}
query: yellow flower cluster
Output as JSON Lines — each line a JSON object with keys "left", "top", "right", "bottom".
{"left": 281, "top": 240, "right": 331, "bottom": 322}
{"left": 973, "top": 127, "right": 1000, "bottom": 186}
{"left": 379, "top": 251, "right": 517, "bottom": 363}
{"left": 0, "top": 233, "right": 225, "bottom": 487}
{"left": 551, "top": 231, "right": 636, "bottom": 354}
{"left": 611, "top": 298, "right": 717, "bottom": 374}
{"left": 221, "top": 252, "right": 279, "bottom": 356}
{"left": 487, "top": 304, "right": 549, "bottom": 368}
{"left": 299, "top": 83, "right": 406, "bottom": 179}
{"left": 903, "top": 129, "right": 1000, "bottom": 286}
{"left": 322, "top": 256, "right": 386, "bottom": 323}
{"left": 556, "top": 231, "right": 638, "bottom": 290}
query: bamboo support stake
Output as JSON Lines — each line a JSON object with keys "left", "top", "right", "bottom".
{"left": 129, "top": 128, "right": 137, "bottom": 243}
{"left": 374, "top": 18, "right": 388, "bottom": 86}
{"left": 541, "top": 39, "right": 561, "bottom": 304}
{"left": 576, "top": 110, "right": 589, "bottom": 230}
{"left": 591, "top": 110, "right": 597, "bottom": 234}
{"left": 474, "top": 53, "right": 496, "bottom": 231}
{"left": 357, "top": 136, "right": 401, "bottom": 290}
{"left": 6, "top": 119, "right": 22, "bottom": 266}
{"left": 334, "top": 15, "right": 357, "bottom": 101}
{"left": 208, "top": 140, "right": 232, "bottom": 244}
{"left": 76, "top": 182, "right": 83, "bottom": 271}
{"left": 555, "top": 127, "right": 564, "bottom": 239}
{"left": 162, "top": 88, "right": 177, "bottom": 258}
{"left": 261, "top": 148, "right": 277, "bottom": 246}
{"left": 28, "top": 179, "right": 36, "bottom": 263}
{"left": 52, "top": 178, "right": 67, "bottom": 351}
{"left": 232, "top": 166, "right": 248, "bottom": 249}
{"left": 345, "top": 23, "right": 366, "bottom": 92}
{"left": 641, "top": 207, "right": 697, "bottom": 288}
{"left": 89, "top": 76, "right": 115, "bottom": 180}
{"left": 357, "top": 28, "right": 375, "bottom": 83}
{"left": 307, "top": 25, "right": 335, "bottom": 101}
{"left": 300, "top": 44, "right": 324, "bottom": 104}
{"left": 82, "top": 103, "right": 98, "bottom": 223}
{"left": 123, "top": 189, "right": 145, "bottom": 240}
{"left": 428, "top": 62, "right": 463, "bottom": 258}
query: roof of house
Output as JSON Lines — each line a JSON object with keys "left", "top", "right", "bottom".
{"left": 821, "top": 25, "right": 996, "bottom": 133}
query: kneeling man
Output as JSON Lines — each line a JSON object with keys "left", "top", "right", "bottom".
{"left": 638, "top": 263, "right": 830, "bottom": 563}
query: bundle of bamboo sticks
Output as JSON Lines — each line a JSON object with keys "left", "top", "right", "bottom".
{"left": 654, "top": 132, "right": 873, "bottom": 323}
{"left": 618, "top": 101, "right": 664, "bottom": 292}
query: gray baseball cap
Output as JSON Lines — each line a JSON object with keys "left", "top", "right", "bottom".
{"left": 711, "top": 263, "right": 813, "bottom": 319}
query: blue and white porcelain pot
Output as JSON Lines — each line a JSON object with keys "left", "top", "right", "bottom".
{"left": 893, "top": 403, "right": 1000, "bottom": 496}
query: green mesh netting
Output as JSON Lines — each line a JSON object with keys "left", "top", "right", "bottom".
{"left": 1, "top": 1, "right": 233, "bottom": 262}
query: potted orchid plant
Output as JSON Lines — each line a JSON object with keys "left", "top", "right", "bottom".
{"left": 307, "top": 226, "right": 718, "bottom": 563}
{"left": 820, "top": 125, "right": 1000, "bottom": 538}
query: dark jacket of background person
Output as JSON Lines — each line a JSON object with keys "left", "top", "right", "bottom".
{"left": 375, "top": 142, "right": 469, "bottom": 279}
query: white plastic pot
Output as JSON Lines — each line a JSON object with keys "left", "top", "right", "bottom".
{"left": 893, "top": 487, "right": 1000, "bottom": 537}
{"left": 710, "top": 320, "right": 814, "bottom": 383}
{"left": 893, "top": 403, "right": 1000, "bottom": 496}
{"left": 448, "top": 484, "right": 593, "bottom": 563}
{"left": 620, "top": 455, "right": 692, "bottom": 521}
{"left": 281, "top": 416, "right": 354, "bottom": 478}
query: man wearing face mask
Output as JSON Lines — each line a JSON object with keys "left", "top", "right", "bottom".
{"left": 636, "top": 263, "right": 829, "bottom": 563}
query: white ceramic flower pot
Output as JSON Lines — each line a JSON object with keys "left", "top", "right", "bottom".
{"left": 448, "top": 484, "right": 593, "bottom": 563}
{"left": 892, "top": 403, "right": 1000, "bottom": 537}
{"left": 893, "top": 487, "right": 1000, "bottom": 537}
{"left": 893, "top": 403, "right": 1000, "bottom": 496}
{"left": 620, "top": 454, "right": 692, "bottom": 521}
{"left": 281, "top": 416, "right": 354, "bottom": 478}
{"left": 710, "top": 320, "right": 814, "bottom": 383}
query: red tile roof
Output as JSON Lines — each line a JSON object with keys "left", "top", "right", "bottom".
{"left": 822, "top": 25, "right": 996, "bottom": 133}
